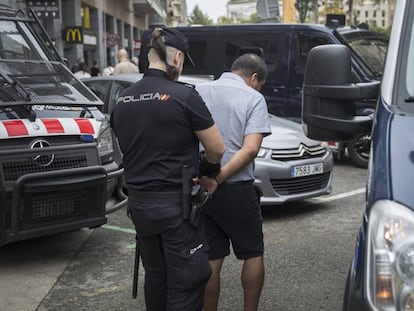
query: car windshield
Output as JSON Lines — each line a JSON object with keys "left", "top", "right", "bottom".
{"left": 0, "top": 20, "right": 99, "bottom": 105}
{"left": 341, "top": 31, "right": 389, "bottom": 77}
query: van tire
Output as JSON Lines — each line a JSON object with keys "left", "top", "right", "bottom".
{"left": 333, "top": 143, "right": 346, "bottom": 162}
{"left": 347, "top": 133, "right": 371, "bottom": 169}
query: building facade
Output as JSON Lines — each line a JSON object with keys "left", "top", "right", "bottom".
{"left": 281, "top": 0, "right": 393, "bottom": 28}
{"left": 227, "top": 0, "right": 258, "bottom": 21}
{"left": 227, "top": 0, "right": 282, "bottom": 22}
{"left": 352, "top": 0, "right": 393, "bottom": 28}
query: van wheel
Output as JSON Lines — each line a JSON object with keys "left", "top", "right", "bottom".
{"left": 333, "top": 142, "right": 346, "bottom": 162}
{"left": 347, "top": 132, "right": 371, "bottom": 168}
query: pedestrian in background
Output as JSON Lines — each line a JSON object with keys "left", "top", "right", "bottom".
{"left": 73, "top": 61, "right": 91, "bottom": 79}
{"left": 102, "top": 62, "right": 114, "bottom": 76}
{"left": 196, "top": 53, "right": 271, "bottom": 311}
{"left": 131, "top": 56, "right": 139, "bottom": 67}
{"left": 90, "top": 60, "right": 101, "bottom": 76}
{"left": 110, "top": 28, "right": 224, "bottom": 310}
{"left": 70, "top": 57, "right": 84, "bottom": 73}
{"left": 114, "top": 48, "right": 138, "bottom": 74}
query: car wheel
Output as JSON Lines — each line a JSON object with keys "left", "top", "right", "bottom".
{"left": 348, "top": 132, "right": 371, "bottom": 168}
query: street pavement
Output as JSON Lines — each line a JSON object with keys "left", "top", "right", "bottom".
{"left": 0, "top": 159, "right": 367, "bottom": 311}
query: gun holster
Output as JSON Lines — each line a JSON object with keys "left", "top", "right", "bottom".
{"left": 181, "top": 165, "right": 211, "bottom": 227}
{"left": 189, "top": 184, "right": 211, "bottom": 228}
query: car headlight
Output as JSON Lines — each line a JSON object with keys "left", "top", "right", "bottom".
{"left": 257, "top": 147, "right": 270, "bottom": 158}
{"left": 367, "top": 200, "right": 414, "bottom": 310}
{"left": 97, "top": 119, "right": 114, "bottom": 164}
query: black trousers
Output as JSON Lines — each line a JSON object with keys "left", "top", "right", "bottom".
{"left": 128, "top": 199, "right": 211, "bottom": 311}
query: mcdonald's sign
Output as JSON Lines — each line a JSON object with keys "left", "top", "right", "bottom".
{"left": 63, "top": 27, "right": 83, "bottom": 44}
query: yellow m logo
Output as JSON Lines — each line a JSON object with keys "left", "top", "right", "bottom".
{"left": 64, "top": 27, "right": 83, "bottom": 44}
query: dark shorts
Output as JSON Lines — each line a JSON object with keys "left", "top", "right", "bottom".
{"left": 205, "top": 181, "right": 264, "bottom": 260}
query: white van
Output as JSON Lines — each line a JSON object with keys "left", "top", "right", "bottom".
{"left": 0, "top": 5, "right": 123, "bottom": 246}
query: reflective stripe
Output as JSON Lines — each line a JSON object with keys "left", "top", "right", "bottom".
{"left": 0, "top": 118, "right": 99, "bottom": 138}
{"left": 41, "top": 118, "right": 64, "bottom": 133}
{"left": 74, "top": 118, "right": 95, "bottom": 134}
{"left": 2, "top": 120, "right": 28, "bottom": 136}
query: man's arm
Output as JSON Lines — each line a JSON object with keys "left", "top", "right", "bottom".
{"left": 214, "top": 133, "right": 263, "bottom": 185}
{"left": 195, "top": 124, "right": 225, "bottom": 164}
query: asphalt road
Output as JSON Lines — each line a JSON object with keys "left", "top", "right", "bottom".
{"left": 0, "top": 157, "right": 367, "bottom": 311}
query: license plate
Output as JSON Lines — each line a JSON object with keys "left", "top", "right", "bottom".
{"left": 291, "top": 163, "right": 323, "bottom": 177}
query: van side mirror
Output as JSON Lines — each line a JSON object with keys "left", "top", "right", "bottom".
{"left": 302, "top": 44, "right": 380, "bottom": 141}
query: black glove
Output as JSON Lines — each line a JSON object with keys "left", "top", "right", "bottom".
{"left": 198, "top": 151, "right": 221, "bottom": 177}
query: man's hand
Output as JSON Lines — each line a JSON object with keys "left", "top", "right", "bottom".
{"left": 193, "top": 176, "right": 218, "bottom": 193}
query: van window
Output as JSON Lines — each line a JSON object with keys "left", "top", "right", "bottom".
{"left": 223, "top": 34, "right": 284, "bottom": 83}
{"left": 347, "top": 38, "right": 387, "bottom": 76}
{"left": 224, "top": 36, "right": 279, "bottom": 70}
{"left": 236, "top": 47, "right": 264, "bottom": 58}
{"left": 294, "top": 34, "right": 331, "bottom": 76}
{"left": 186, "top": 40, "right": 207, "bottom": 70}
{"left": 341, "top": 31, "right": 388, "bottom": 76}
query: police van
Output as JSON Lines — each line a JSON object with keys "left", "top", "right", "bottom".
{"left": 140, "top": 22, "right": 388, "bottom": 168}
{"left": 0, "top": 5, "right": 123, "bottom": 246}
{"left": 302, "top": 0, "right": 414, "bottom": 309}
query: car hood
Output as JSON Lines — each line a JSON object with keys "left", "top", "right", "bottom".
{"left": 261, "top": 114, "right": 322, "bottom": 149}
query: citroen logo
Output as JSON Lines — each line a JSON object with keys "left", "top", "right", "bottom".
{"left": 30, "top": 140, "right": 55, "bottom": 167}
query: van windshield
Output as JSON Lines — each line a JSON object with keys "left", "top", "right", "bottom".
{"left": 397, "top": 8, "right": 414, "bottom": 112}
{"left": 341, "top": 31, "right": 388, "bottom": 77}
{"left": 0, "top": 20, "right": 49, "bottom": 61}
{"left": 393, "top": 3, "right": 414, "bottom": 113}
{"left": 406, "top": 21, "right": 414, "bottom": 97}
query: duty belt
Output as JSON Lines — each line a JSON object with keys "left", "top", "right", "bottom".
{"left": 220, "top": 180, "right": 253, "bottom": 186}
{"left": 128, "top": 189, "right": 181, "bottom": 203}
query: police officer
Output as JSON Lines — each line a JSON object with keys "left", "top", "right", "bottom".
{"left": 110, "top": 28, "right": 225, "bottom": 311}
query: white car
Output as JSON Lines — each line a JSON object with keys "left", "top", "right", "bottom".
{"left": 83, "top": 74, "right": 334, "bottom": 205}
{"left": 255, "top": 114, "right": 333, "bottom": 205}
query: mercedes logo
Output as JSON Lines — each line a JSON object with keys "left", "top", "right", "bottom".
{"left": 30, "top": 139, "right": 55, "bottom": 167}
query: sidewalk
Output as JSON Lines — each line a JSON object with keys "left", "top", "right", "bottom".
{"left": 0, "top": 229, "right": 91, "bottom": 311}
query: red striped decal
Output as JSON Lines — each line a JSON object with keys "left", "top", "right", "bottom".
{"left": 74, "top": 118, "right": 95, "bottom": 134}
{"left": 2, "top": 120, "right": 28, "bottom": 136}
{"left": 41, "top": 119, "right": 64, "bottom": 133}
